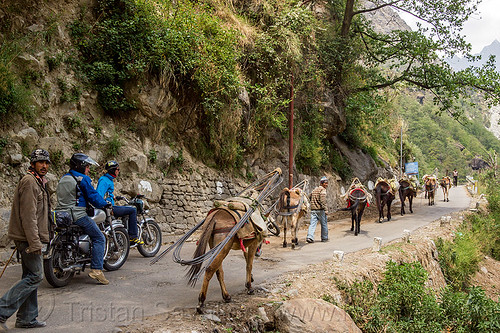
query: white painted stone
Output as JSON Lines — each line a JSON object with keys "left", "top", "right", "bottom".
{"left": 372, "top": 237, "right": 382, "bottom": 252}
{"left": 333, "top": 250, "right": 345, "bottom": 262}
{"left": 402, "top": 230, "right": 411, "bottom": 243}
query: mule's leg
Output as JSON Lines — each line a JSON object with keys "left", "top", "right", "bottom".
{"left": 401, "top": 196, "right": 405, "bottom": 216}
{"left": 215, "top": 266, "right": 231, "bottom": 303}
{"left": 197, "top": 241, "right": 232, "bottom": 314}
{"left": 243, "top": 239, "right": 259, "bottom": 295}
{"left": 282, "top": 216, "right": 288, "bottom": 248}
{"left": 409, "top": 195, "right": 413, "bottom": 213}
{"left": 357, "top": 206, "right": 365, "bottom": 235}
{"left": 376, "top": 194, "right": 383, "bottom": 223}
{"left": 351, "top": 212, "right": 355, "bottom": 231}
{"left": 354, "top": 212, "right": 359, "bottom": 236}
{"left": 291, "top": 215, "right": 298, "bottom": 249}
{"left": 387, "top": 200, "right": 392, "bottom": 221}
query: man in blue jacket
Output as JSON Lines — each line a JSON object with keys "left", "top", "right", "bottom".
{"left": 55, "top": 153, "right": 111, "bottom": 285}
{"left": 97, "top": 161, "right": 143, "bottom": 245}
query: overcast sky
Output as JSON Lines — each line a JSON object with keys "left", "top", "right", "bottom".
{"left": 399, "top": 0, "right": 500, "bottom": 54}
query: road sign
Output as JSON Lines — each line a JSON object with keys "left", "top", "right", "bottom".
{"left": 405, "top": 162, "right": 419, "bottom": 176}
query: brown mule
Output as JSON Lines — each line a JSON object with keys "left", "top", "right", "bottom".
{"left": 276, "top": 187, "right": 309, "bottom": 249}
{"left": 423, "top": 175, "right": 437, "bottom": 206}
{"left": 440, "top": 176, "right": 451, "bottom": 202}
{"left": 187, "top": 206, "right": 263, "bottom": 314}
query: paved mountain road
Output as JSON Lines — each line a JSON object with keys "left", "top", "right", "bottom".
{"left": 0, "top": 186, "right": 471, "bottom": 332}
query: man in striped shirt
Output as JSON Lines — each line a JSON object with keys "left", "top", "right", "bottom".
{"left": 306, "top": 176, "right": 328, "bottom": 243}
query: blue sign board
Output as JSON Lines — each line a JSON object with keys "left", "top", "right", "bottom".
{"left": 405, "top": 162, "right": 419, "bottom": 175}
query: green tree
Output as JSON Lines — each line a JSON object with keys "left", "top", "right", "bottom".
{"left": 324, "top": 0, "right": 500, "bottom": 136}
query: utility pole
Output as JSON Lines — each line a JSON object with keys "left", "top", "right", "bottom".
{"left": 400, "top": 121, "right": 403, "bottom": 178}
{"left": 288, "top": 73, "right": 294, "bottom": 188}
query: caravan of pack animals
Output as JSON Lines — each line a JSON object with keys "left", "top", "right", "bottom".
{"left": 6, "top": 158, "right": 456, "bottom": 316}
{"left": 150, "top": 168, "right": 456, "bottom": 312}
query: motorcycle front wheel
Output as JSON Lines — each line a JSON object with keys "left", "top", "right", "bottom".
{"left": 137, "top": 220, "right": 162, "bottom": 257}
{"left": 103, "top": 227, "right": 130, "bottom": 271}
{"left": 267, "top": 220, "right": 280, "bottom": 236}
{"left": 43, "top": 241, "right": 75, "bottom": 288}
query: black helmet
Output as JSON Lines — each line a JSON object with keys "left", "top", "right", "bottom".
{"left": 105, "top": 160, "right": 119, "bottom": 176}
{"left": 30, "top": 149, "right": 51, "bottom": 164}
{"left": 70, "top": 153, "right": 98, "bottom": 173}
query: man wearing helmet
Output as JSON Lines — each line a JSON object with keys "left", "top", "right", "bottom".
{"left": 55, "top": 153, "right": 111, "bottom": 285}
{"left": 306, "top": 176, "right": 329, "bottom": 243}
{"left": 97, "top": 161, "right": 143, "bottom": 245}
{"left": 0, "top": 149, "right": 51, "bottom": 329}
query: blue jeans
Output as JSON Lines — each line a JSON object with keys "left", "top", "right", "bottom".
{"left": 0, "top": 241, "right": 43, "bottom": 325}
{"left": 74, "top": 216, "right": 105, "bottom": 270}
{"left": 307, "top": 210, "right": 328, "bottom": 241}
{"left": 112, "top": 205, "right": 138, "bottom": 238}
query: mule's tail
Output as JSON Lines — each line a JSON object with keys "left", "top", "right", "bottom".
{"left": 186, "top": 213, "right": 217, "bottom": 286}
{"left": 339, "top": 199, "right": 360, "bottom": 211}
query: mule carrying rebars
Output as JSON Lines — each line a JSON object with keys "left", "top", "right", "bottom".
{"left": 150, "top": 168, "right": 283, "bottom": 282}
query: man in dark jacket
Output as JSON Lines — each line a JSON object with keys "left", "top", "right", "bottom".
{"left": 0, "top": 149, "right": 51, "bottom": 329}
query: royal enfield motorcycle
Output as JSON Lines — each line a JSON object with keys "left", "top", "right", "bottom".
{"left": 115, "top": 195, "right": 162, "bottom": 257}
{"left": 43, "top": 207, "right": 130, "bottom": 287}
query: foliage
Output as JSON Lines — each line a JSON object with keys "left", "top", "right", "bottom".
{"left": 148, "top": 149, "right": 157, "bottom": 163}
{"left": 49, "top": 150, "right": 64, "bottom": 169}
{"left": 396, "top": 94, "right": 500, "bottom": 177}
{"left": 436, "top": 234, "right": 482, "bottom": 291}
{"left": 440, "top": 286, "right": 500, "bottom": 332}
{"left": 331, "top": 1, "right": 500, "bottom": 117}
{"left": 0, "top": 42, "right": 33, "bottom": 120}
{"left": 0, "top": 137, "right": 7, "bottom": 156}
{"left": 436, "top": 173, "right": 500, "bottom": 292}
{"left": 340, "top": 91, "right": 395, "bottom": 165}
{"left": 69, "top": 0, "right": 243, "bottom": 165}
{"left": 296, "top": 105, "right": 324, "bottom": 173}
{"left": 106, "top": 134, "right": 123, "bottom": 157}
{"left": 336, "top": 261, "right": 500, "bottom": 332}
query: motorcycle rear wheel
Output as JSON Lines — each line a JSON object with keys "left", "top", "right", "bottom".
{"left": 43, "top": 242, "right": 75, "bottom": 288}
{"left": 103, "top": 227, "right": 130, "bottom": 271}
{"left": 137, "top": 220, "right": 162, "bottom": 257}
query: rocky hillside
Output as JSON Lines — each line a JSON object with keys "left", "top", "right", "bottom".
{"left": 0, "top": 0, "right": 411, "bottom": 251}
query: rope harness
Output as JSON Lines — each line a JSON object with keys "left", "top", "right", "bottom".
{"left": 272, "top": 179, "right": 308, "bottom": 217}
{"left": 150, "top": 169, "right": 283, "bottom": 283}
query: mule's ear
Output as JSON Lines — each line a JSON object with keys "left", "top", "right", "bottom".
{"left": 283, "top": 187, "right": 289, "bottom": 191}
{"left": 294, "top": 189, "right": 301, "bottom": 195}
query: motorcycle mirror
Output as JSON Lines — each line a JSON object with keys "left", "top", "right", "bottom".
{"left": 115, "top": 196, "right": 124, "bottom": 201}
{"left": 340, "top": 187, "right": 346, "bottom": 195}
{"left": 368, "top": 180, "right": 374, "bottom": 190}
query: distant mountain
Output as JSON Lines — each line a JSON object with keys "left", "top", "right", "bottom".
{"left": 446, "top": 40, "right": 500, "bottom": 72}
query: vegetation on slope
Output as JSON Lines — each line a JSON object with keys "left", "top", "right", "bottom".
{"left": 396, "top": 94, "right": 500, "bottom": 178}
{"left": 1, "top": 0, "right": 500, "bottom": 180}
{"left": 332, "top": 172, "right": 500, "bottom": 332}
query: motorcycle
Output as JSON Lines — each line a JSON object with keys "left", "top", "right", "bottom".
{"left": 43, "top": 207, "right": 130, "bottom": 287}
{"left": 115, "top": 194, "right": 162, "bottom": 257}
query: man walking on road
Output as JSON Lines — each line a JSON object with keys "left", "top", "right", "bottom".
{"left": 453, "top": 169, "right": 458, "bottom": 187}
{"left": 0, "top": 149, "right": 51, "bottom": 330}
{"left": 306, "top": 176, "right": 329, "bottom": 243}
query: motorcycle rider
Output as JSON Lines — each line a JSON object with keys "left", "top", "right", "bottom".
{"left": 55, "top": 153, "right": 111, "bottom": 285}
{"left": 97, "top": 161, "right": 144, "bottom": 245}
